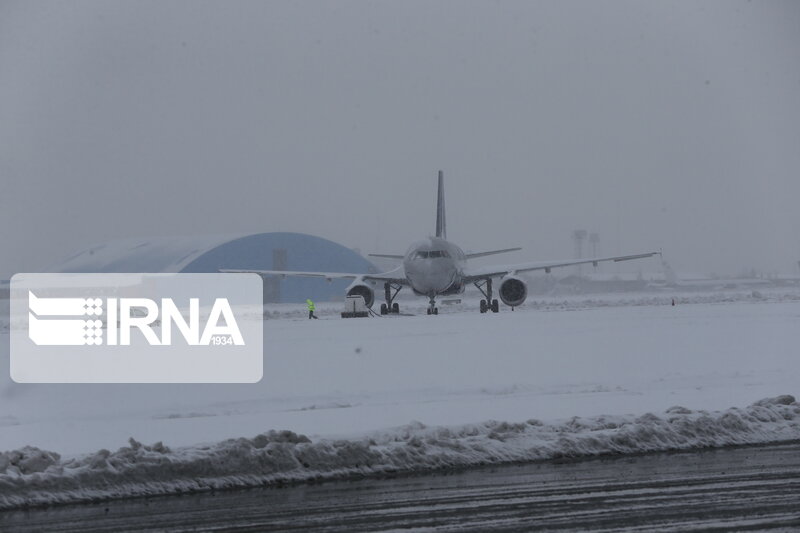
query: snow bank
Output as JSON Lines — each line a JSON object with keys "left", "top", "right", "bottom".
{"left": 0, "top": 395, "right": 798, "bottom": 510}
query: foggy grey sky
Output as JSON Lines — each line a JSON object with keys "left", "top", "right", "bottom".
{"left": 1, "top": 0, "right": 799, "bottom": 279}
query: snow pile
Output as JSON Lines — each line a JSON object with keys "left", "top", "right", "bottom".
{"left": 0, "top": 395, "right": 798, "bottom": 510}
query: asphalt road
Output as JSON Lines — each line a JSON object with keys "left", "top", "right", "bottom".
{"left": 3, "top": 442, "right": 800, "bottom": 532}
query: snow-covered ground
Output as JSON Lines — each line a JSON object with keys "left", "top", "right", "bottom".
{"left": 0, "top": 288, "right": 798, "bottom": 508}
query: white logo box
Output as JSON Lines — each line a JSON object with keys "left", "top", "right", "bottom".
{"left": 10, "top": 273, "right": 263, "bottom": 383}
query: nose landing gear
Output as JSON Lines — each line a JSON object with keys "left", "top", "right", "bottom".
{"left": 426, "top": 294, "right": 439, "bottom": 315}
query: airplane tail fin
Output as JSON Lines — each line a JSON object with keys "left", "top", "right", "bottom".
{"left": 435, "top": 170, "right": 446, "bottom": 239}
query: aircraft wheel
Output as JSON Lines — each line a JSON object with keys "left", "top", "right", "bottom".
{"left": 426, "top": 308, "right": 431, "bottom": 315}
{"left": 392, "top": 303, "right": 399, "bottom": 314}
{"left": 491, "top": 299, "right": 499, "bottom": 313}
{"left": 380, "top": 304, "right": 388, "bottom": 315}
{"left": 433, "top": 307, "right": 438, "bottom": 315}
{"left": 479, "top": 299, "right": 487, "bottom": 313}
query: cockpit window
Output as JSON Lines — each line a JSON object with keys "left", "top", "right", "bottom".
{"left": 416, "top": 250, "right": 449, "bottom": 259}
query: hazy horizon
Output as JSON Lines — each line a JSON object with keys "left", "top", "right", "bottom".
{"left": 2, "top": 1, "right": 799, "bottom": 278}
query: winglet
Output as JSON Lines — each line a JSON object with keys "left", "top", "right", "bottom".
{"left": 435, "top": 170, "right": 446, "bottom": 239}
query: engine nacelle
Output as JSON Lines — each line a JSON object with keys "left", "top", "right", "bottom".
{"left": 345, "top": 282, "right": 375, "bottom": 308}
{"left": 499, "top": 276, "right": 527, "bottom": 307}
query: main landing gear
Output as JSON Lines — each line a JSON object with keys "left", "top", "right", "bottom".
{"left": 380, "top": 282, "right": 402, "bottom": 315}
{"left": 474, "top": 279, "right": 499, "bottom": 314}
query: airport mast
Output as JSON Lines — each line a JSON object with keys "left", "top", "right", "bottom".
{"left": 573, "top": 229, "right": 587, "bottom": 276}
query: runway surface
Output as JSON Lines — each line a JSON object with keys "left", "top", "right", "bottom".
{"left": 2, "top": 442, "right": 800, "bottom": 532}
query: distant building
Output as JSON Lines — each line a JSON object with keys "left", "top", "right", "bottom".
{"left": 51, "top": 232, "right": 376, "bottom": 303}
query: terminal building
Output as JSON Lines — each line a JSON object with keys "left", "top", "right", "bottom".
{"left": 50, "top": 232, "right": 377, "bottom": 304}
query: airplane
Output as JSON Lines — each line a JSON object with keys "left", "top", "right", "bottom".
{"left": 223, "top": 172, "right": 660, "bottom": 315}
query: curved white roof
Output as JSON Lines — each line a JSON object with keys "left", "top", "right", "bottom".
{"left": 51, "top": 234, "right": 240, "bottom": 273}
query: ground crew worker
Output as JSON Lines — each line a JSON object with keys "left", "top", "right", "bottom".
{"left": 307, "top": 299, "right": 318, "bottom": 319}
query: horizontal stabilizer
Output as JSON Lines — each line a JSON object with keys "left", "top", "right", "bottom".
{"left": 368, "top": 253, "right": 405, "bottom": 259}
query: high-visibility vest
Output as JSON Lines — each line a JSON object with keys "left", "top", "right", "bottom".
{"left": 306, "top": 300, "right": 315, "bottom": 311}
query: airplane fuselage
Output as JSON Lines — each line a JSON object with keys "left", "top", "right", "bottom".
{"left": 403, "top": 237, "right": 466, "bottom": 297}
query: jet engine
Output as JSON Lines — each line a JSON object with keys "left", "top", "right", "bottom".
{"left": 345, "top": 282, "right": 374, "bottom": 308}
{"left": 499, "top": 276, "right": 527, "bottom": 307}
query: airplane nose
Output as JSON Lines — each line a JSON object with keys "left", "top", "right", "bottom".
{"left": 405, "top": 262, "right": 455, "bottom": 293}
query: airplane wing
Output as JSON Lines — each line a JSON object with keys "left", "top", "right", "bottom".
{"left": 465, "top": 247, "right": 521, "bottom": 259}
{"left": 463, "top": 252, "right": 661, "bottom": 281}
{"left": 220, "top": 267, "right": 408, "bottom": 285}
